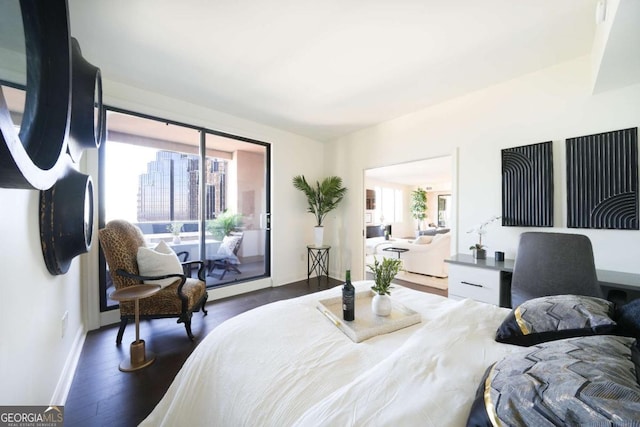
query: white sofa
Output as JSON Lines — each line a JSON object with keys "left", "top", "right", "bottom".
{"left": 377, "top": 232, "right": 451, "bottom": 278}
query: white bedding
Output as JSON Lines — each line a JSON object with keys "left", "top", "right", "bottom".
{"left": 141, "top": 281, "right": 519, "bottom": 426}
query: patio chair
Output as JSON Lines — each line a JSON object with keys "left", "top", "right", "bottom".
{"left": 208, "top": 232, "right": 243, "bottom": 279}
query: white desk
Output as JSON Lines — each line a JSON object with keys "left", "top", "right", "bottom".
{"left": 446, "top": 254, "right": 640, "bottom": 307}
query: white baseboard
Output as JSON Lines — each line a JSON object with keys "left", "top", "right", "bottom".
{"left": 50, "top": 324, "right": 86, "bottom": 406}
{"left": 207, "top": 277, "right": 272, "bottom": 300}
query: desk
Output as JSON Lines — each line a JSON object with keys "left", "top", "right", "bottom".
{"left": 307, "top": 245, "right": 330, "bottom": 286}
{"left": 109, "top": 284, "right": 161, "bottom": 372}
{"left": 446, "top": 254, "right": 640, "bottom": 307}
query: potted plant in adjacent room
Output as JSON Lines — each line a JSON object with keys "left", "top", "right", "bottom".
{"left": 368, "top": 256, "right": 403, "bottom": 316}
{"left": 292, "top": 175, "right": 347, "bottom": 247}
{"left": 167, "top": 222, "right": 184, "bottom": 244}
{"left": 410, "top": 187, "right": 428, "bottom": 235}
{"left": 467, "top": 215, "right": 501, "bottom": 259}
{"left": 206, "top": 210, "right": 243, "bottom": 240}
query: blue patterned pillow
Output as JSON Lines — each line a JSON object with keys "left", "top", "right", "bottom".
{"left": 495, "top": 295, "right": 616, "bottom": 346}
{"left": 616, "top": 298, "right": 640, "bottom": 340}
{"left": 467, "top": 335, "right": 640, "bottom": 426}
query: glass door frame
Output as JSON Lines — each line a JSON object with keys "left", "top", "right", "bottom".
{"left": 98, "top": 106, "right": 271, "bottom": 312}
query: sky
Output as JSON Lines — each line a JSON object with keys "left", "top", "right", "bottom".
{"left": 104, "top": 141, "right": 157, "bottom": 223}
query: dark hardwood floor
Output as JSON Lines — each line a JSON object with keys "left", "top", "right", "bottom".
{"left": 64, "top": 277, "right": 341, "bottom": 427}
{"left": 64, "top": 275, "right": 441, "bottom": 426}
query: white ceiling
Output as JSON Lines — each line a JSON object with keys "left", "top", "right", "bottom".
{"left": 366, "top": 156, "right": 452, "bottom": 188}
{"left": 66, "top": 0, "right": 601, "bottom": 141}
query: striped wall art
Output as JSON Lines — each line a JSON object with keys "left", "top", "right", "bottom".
{"left": 566, "top": 127, "right": 638, "bottom": 230}
{"left": 502, "top": 141, "right": 554, "bottom": 227}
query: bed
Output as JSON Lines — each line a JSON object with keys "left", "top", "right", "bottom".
{"left": 140, "top": 282, "right": 640, "bottom": 426}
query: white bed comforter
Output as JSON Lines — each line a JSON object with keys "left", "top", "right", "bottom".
{"left": 140, "top": 281, "right": 519, "bottom": 427}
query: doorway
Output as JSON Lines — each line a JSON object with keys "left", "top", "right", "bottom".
{"left": 363, "top": 156, "right": 454, "bottom": 290}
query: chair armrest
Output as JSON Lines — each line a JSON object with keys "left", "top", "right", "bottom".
{"left": 181, "top": 260, "right": 206, "bottom": 281}
{"left": 115, "top": 269, "right": 190, "bottom": 299}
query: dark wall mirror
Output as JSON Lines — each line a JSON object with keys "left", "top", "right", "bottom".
{"left": 0, "top": 1, "right": 26, "bottom": 129}
{"left": 68, "top": 37, "right": 105, "bottom": 162}
{"left": 0, "top": 0, "right": 71, "bottom": 189}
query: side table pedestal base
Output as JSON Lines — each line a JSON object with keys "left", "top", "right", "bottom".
{"left": 119, "top": 339, "right": 156, "bottom": 372}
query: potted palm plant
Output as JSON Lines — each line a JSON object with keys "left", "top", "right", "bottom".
{"left": 367, "top": 256, "right": 403, "bottom": 316}
{"left": 206, "top": 211, "right": 243, "bottom": 240}
{"left": 410, "top": 187, "right": 428, "bottom": 233}
{"left": 292, "top": 175, "right": 347, "bottom": 247}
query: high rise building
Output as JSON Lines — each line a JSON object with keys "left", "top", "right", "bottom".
{"left": 137, "top": 151, "right": 227, "bottom": 222}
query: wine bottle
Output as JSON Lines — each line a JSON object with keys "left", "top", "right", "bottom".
{"left": 342, "top": 270, "right": 355, "bottom": 321}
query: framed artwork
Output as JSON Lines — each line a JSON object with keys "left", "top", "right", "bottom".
{"left": 566, "top": 127, "right": 638, "bottom": 229}
{"left": 502, "top": 141, "right": 554, "bottom": 227}
{"left": 365, "top": 213, "right": 372, "bottom": 224}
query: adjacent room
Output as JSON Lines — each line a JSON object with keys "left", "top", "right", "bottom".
{"left": 1, "top": 0, "right": 639, "bottom": 425}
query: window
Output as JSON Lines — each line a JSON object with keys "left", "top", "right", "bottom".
{"left": 100, "top": 109, "right": 270, "bottom": 312}
{"left": 374, "top": 186, "right": 403, "bottom": 224}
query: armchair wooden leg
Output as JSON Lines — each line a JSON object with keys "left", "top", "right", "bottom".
{"left": 184, "top": 320, "right": 194, "bottom": 341}
{"left": 201, "top": 295, "right": 208, "bottom": 316}
{"left": 116, "top": 318, "right": 129, "bottom": 345}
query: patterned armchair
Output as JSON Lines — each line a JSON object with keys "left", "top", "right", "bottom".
{"left": 99, "top": 220, "right": 208, "bottom": 344}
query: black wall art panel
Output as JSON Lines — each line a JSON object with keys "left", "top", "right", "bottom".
{"left": 502, "top": 141, "right": 553, "bottom": 227}
{"left": 566, "top": 127, "right": 638, "bottom": 230}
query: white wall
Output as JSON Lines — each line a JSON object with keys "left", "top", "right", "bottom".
{"left": 325, "top": 55, "right": 640, "bottom": 281}
{"left": 0, "top": 188, "right": 85, "bottom": 405}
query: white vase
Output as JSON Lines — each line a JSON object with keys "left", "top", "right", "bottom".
{"left": 314, "top": 226, "right": 324, "bottom": 247}
{"left": 371, "top": 294, "right": 392, "bottom": 316}
{"left": 173, "top": 235, "right": 181, "bottom": 244}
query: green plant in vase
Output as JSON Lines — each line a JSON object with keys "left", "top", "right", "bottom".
{"left": 467, "top": 215, "right": 501, "bottom": 259}
{"left": 292, "top": 175, "right": 347, "bottom": 247}
{"left": 367, "top": 256, "right": 403, "bottom": 316}
{"left": 167, "top": 222, "right": 184, "bottom": 244}
{"left": 410, "top": 187, "right": 428, "bottom": 233}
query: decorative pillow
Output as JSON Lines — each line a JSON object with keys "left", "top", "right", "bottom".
{"left": 217, "top": 235, "right": 241, "bottom": 264}
{"left": 615, "top": 298, "right": 640, "bottom": 340}
{"left": 467, "top": 335, "right": 640, "bottom": 426}
{"left": 413, "top": 235, "right": 433, "bottom": 245}
{"left": 633, "top": 341, "right": 640, "bottom": 384}
{"left": 495, "top": 294, "right": 616, "bottom": 346}
{"left": 137, "top": 240, "right": 184, "bottom": 288}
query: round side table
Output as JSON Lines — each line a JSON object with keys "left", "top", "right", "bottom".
{"left": 109, "top": 284, "right": 162, "bottom": 372}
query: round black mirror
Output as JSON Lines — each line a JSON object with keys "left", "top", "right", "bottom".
{"left": 40, "top": 167, "right": 94, "bottom": 275}
{"left": 0, "top": 0, "right": 71, "bottom": 189}
{"left": 68, "top": 37, "right": 104, "bottom": 162}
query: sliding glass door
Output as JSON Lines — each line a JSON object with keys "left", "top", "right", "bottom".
{"left": 99, "top": 109, "right": 270, "bottom": 311}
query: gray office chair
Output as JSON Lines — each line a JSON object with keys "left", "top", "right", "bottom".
{"left": 510, "top": 232, "right": 602, "bottom": 307}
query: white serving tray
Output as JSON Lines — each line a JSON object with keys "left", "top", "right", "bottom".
{"left": 316, "top": 290, "right": 421, "bottom": 343}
